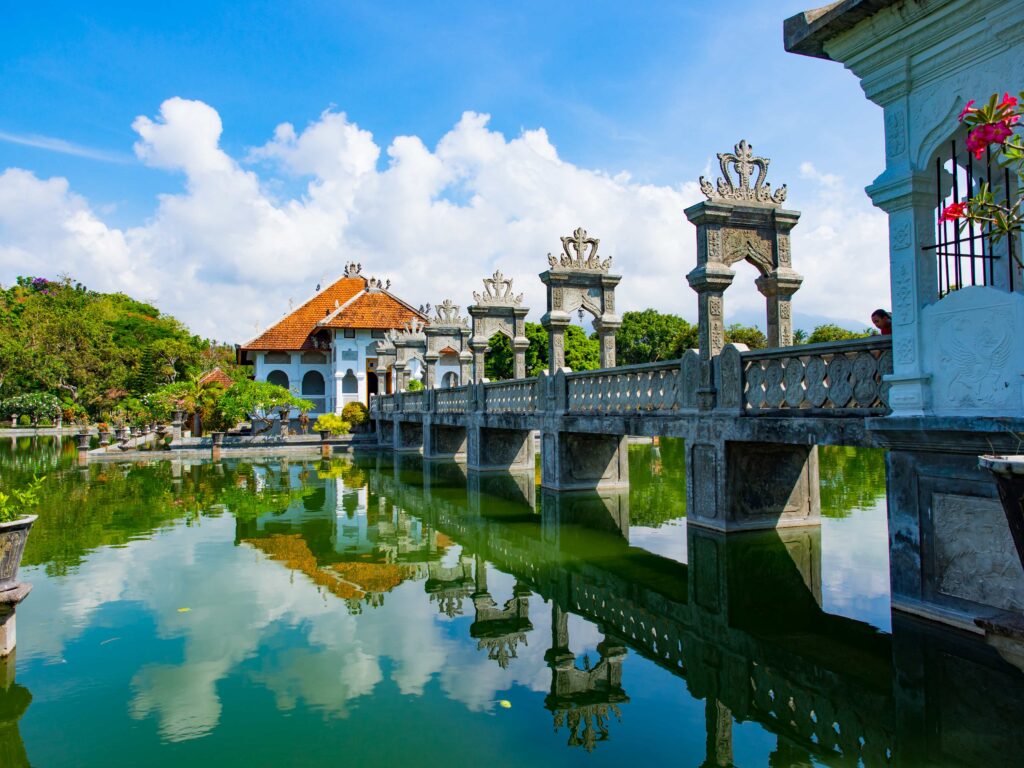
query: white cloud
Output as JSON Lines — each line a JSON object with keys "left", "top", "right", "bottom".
{"left": 0, "top": 99, "right": 889, "bottom": 342}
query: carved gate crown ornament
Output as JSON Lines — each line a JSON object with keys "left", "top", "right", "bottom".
{"left": 344, "top": 262, "right": 363, "bottom": 277}
{"left": 432, "top": 298, "right": 468, "bottom": 327}
{"left": 473, "top": 270, "right": 524, "bottom": 306}
{"left": 699, "top": 140, "right": 788, "bottom": 205}
{"left": 547, "top": 227, "right": 613, "bottom": 272}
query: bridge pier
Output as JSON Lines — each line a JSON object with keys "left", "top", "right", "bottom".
{"left": 686, "top": 438, "right": 820, "bottom": 532}
{"left": 539, "top": 430, "right": 629, "bottom": 492}
{"left": 393, "top": 420, "right": 423, "bottom": 454}
{"left": 423, "top": 421, "right": 467, "bottom": 461}
{"left": 466, "top": 425, "right": 534, "bottom": 474}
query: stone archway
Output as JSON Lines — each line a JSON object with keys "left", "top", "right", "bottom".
{"left": 467, "top": 270, "right": 529, "bottom": 381}
{"left": 540, "top": 227, "right": 622, "bottom": 372}
{"left": 685, "top": 140, "right": 803, "bottom": 408}
{"left": 422, "top": 299, "right": 473, "bottom": 388}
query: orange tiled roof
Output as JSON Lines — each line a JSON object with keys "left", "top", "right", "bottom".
{"left": 242, "top": 276, "right": 424, "bottom": 350}
{"left": 321, "top": 290, "right": 424, "bottom": 330}
{"left": 198, "top": 367, "right": 235, "bottom": 388}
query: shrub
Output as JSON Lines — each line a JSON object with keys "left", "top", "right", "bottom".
{"left": 38, "top": 419, "right": 52, "bottom": 427}
{"left": 0, "top": 475, "right": 44, "bottom": 523}
{"left": 341, "top": 401, "right": 369, "bottom": 427}
{"left": 407, "top": 379, "right": 424, "bottom": 392}
{"left": 314, "top": 413, "right": 351, "bottom": 436}
{"left": 17, "top": 415, "right": 30, "bottom": 427}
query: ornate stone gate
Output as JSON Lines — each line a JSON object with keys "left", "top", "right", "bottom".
{"left": 467, "top": 270, "right": 529, "bottom": 381}
{"left": 422, "top": 299, "right": 472, "bottom": 388}
{"left": 540, "top": 227, "right": 621, "bottom": 373}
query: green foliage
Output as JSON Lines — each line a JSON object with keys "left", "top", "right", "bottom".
{"left": 314, "top": 413, "right": 352, "bottom": 435}
{"left": 565, "top": 325, "right": 600, "bottom": 371}
{"left": 724, "top": 323, "right": 767, "bottom": 349}
{"left": 484, "top": 322, "right": 598, "bottom": 380}
{"left": 805, "top": 324, "right": 874, "bottom": 344}
{"left": 17, "top": 415, "right": 30, "bottom": 427}
{"left": 0, "top": 275, "right": 237, "bottom": 415}
{"left": 406, "top": 379, "right": 425, "bottom": 392}
{"left": 616, "top": 310, "right": 698, "bottom": 364}
{"left": 218, "top": 380, "right": 313, "bottom": 434}
{"left": 0, "top": 392, "right": 63, "bottom": 422}
{"left": 0, "top": 475, "right": 44, "bottom": 523}
{"left": 341, "top": 401, "right": 369, "bottom": 427}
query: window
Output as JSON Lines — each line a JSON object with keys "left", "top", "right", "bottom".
{"left": 371, "top": 330, "right": 386, "bottom": 339}
{"left": 344, "top": 329, "right": 356, "bottom": 339}
{"left": 265, "top": 352, "right": 291, "bottom": 364}
{"left": 267, "top": 370, "right": 289, "bottom": 389}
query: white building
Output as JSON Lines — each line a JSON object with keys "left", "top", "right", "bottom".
{"left": 239, "top": 264, "right": 429, "bottom": 415}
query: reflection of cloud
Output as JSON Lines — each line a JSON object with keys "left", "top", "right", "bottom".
{"left": 822, "top": 503, "right": 891, "bottom": 631}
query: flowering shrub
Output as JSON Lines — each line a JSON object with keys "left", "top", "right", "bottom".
{"left": 942, "top": 91, "right": 1023, "bottom": 261}
{"left": 0, "top": 392, "right": 62, "bottom": 422}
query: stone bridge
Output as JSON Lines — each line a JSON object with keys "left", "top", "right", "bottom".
{"left": 372, "top": 335, "right": 892, "bottom": 533}
{"left": 369, "top": 458, "right": 896, "bottom": 765}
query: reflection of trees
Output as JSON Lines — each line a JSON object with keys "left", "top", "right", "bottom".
{"left": 818, "top": 446, "right": 886, "bottom": 518}
{"left": 0, "top": 658, "right": 30, "bottom": 768}
{"left": 627, "top": 438, "right": 687, "bottom": 528}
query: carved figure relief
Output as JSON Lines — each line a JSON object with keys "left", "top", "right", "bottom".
{"left": 547, "top": 227, "right": 613, "bottom": 272}
{"left": 699, "top": 140, "right": 788, "bottom": 205}
{"left": 723, "top": 228, "right": 773, "bottom": 274}
{"left": 940, "top": 316, "right": 1013, "bottom": 407}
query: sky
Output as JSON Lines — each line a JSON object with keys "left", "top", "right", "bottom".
{"left": 0, "top": 1, "right": 889, "bottom": 345}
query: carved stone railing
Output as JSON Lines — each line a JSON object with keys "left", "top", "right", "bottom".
{"left": 436, "top": 385, "right": 470, "bottom": 414}
{"left": 737, "top": 337, "right": 892, "bottom": 415}
{"left": 566, "top": 361, "right": 681, "bottom": 414}
{"left": 373, "top": 393, "right": 397, "bottom": 414}
{"left": 485, "top": 378, "right": 538, "bottom": 413}
{"left": 402, "top": 391, "right": 426, "bottom": 413}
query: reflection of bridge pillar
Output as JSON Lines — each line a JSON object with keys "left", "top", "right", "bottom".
{"left": 687, "top": 438, "right": 819, "bottom": 531}
{"left": 702, "top": 699, "right": 734, "bottom": 768}
{"left": 540, "top": 488, "right": 630, "bottom": 544}
{"left": 470, "top": 556, "right": 533, "bottom": 668}
{"left": 540, "top": 429, "right": 628, "bottom": 492}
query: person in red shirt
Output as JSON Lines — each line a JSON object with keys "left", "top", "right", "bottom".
{"left": 871, "top": 309, "right": 892, "bottom": 335}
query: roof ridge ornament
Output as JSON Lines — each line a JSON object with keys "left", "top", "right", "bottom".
{"left": 547, "top": 227, "right": 612, "bottom": 272}
{"left": 472, "top": 270, "right": 523, "bottom": 306}
{"left": 344, "top": 262, "right": 363, "bottom": 277}
{"left": 699, "top": 140, "right": 787, "bottom": 205}
{"left": 366, "top": 276, "right": 391, "bottom": 292}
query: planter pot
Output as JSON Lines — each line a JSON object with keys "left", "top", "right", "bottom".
{"left": 211, "top": 431, "right": 225, "bottom": 446}
{"left": 0, "top": 515, "right": 36, "bottom": 591}
{"left": 99, "top": 430, "right": 112, "bottom": 445}
{"left": 76, "top": 432, "right": 91, "bottom": 450}
{"left": 979, "top": 455, "right": 1024, "bottom": 571}
{"left": 319, "top": 430, "right": 331, "bottom": 442}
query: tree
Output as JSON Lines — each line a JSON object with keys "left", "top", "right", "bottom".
{"left": 724, "top": 323, "right": 767, "bottom": 349}
{"left": 616, "top": 310, "right": 698, "bottom": 365}
{"left": 218, "top": 380, "right": 313, "bottom": 435}
{"left": 565, "top": 325, "right": 599, "bottom": 371}
{"left": 484, "top": 322, "right": 599, "bottom": 379}
{"left": 805, "top": 324, "right": 874, "bottom": 344}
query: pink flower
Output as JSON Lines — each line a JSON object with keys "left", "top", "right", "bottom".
{"left": 940, "top": 202, "right": 967, "bottom": 222}
{"left": 1000, "top": 93, "right": 1019, "bottom": 109}
{"left": 958, "top": 100, "right": 976, "bottom": 122}
{"left": 966, "top": 121, "right": 1014, "bottom": 158}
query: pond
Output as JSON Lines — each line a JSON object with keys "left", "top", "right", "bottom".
{"left": 1, "top": 435, "right": 1023, "bottom": 767}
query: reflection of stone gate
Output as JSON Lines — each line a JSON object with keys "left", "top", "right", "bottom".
{"left": 467, "top": 271, "right": 529, "bottom": 381}
{"left": 540, "top": 227, "right": 621, "bottom": 373}
{"left": 685, "top": 141, "right": 803, "bottom": 409}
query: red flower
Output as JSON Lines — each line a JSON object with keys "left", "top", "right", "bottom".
{"left": 966, "top": 121, "right": 1014, "bottom": 158}
{"left": 940, "top": 202, "right": 967, "bottom": 222}
{"left": 958, "top": 100, "right": 976, "bottom": 122}
{"left": 1000, "top": 92, "right": 1019, "bottom": 109}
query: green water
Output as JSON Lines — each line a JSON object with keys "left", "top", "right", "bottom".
{"left": 1, "top": 435, "right": 1022, "bottom": 767}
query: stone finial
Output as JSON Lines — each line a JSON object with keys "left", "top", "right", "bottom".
{"left": 472, "top": 270, "right": 524, "bottom": 306}
{"left": 344, "top": 262, "right": 363, "bottom": 277}
{"left": 547, "top": 227, "right": 613, "bottom": 272}
{"left": 433, "top": 298, "right": 469, "bottom": 327}
{"left": 367, "top": 276, "right": 391, "bottom": 291}
{"left": 699, "top": 140, "right": 788, "bottom": 205}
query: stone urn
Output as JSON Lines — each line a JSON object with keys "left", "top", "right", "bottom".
{"left": 979, "top": 455, "right": 1024, "bottom": 571}
{"left": 211, "top": 431, "right": 225, "bottom": 447}
{"left": 319, "top": 430, "right": 331, "bottom": 442}
{"left": 75, "top": 432, "right": 91, "bottom": 451}
{"left": 0, "top": 516, "right": 36, "bottom": 592}
{"left": 99, "top": 430, "right": 112, "bottom": 446}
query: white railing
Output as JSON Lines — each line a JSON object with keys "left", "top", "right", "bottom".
{"left": 485, "top": 378, "right": 537, "bottom": 413}
{"left": 741, "top": 337, "right": 892, "bottom": 414}
{"left": 566, "top": 361, "right": 680, "bottom": 414}
{"left": 436, "top": 386, "right": 469, "bottom": 414}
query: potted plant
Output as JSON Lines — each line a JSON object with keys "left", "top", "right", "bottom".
{"left": 314, "top": 413, "right": 351, "bottom": 442}
{"left": 0, "top": 477, "right": 43, "bottom": 591}
{"left": 943, "top": 92, "right": 1024, "bottom": 567}
{"left": 211, "top": 431, "right": 225, "bottom": 447}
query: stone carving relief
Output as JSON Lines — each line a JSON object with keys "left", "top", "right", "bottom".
{"left": 699, "top": 140, "right": 788, "bottom": 205}
{"left": 547, "top": 227, "right": 613, "bottom": 272}
{"left": 891, "top": 222, "right": 912, "bottom": 251}
{"left": 473, "top": 270, "right": 523, "bottom": 306}
{"left": 432, "top": 298, "right": 468, "bottom": 327}
{"left": 892, "top": 261, "right": 914, "bottom": 324}
{"left": 895, "top": 337, "right": 915, "bottom": 365}
{"left": 708, "top": 296, "right": 723, "bottom": 317}
{"left": 779, "top": 303, "right": 791, "bottom": 320}
{"left": 884, "top": 109, "right": 906, "bottom": 157}
{"left": 939, "top": 314, "right": 1014, "bottom": 407}
{"left": 777, "top": 236, "right": 791, "bottom": 266}
{"left": 723, "top": 228, "right": 773, "bottom": 274}
{"left": 552, "top": 287, "right": 563, "bottom": 309}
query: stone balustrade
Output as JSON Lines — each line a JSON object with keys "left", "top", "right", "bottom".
{"left": 402, "top": 391, "right": 426, "bottom": 413}
{"left": 736, "top": 337, "right": 892, "bottom": 415}
{"left": 484, "top": 378, "right": 538, "bottom": 414}
{"left": 435, "top": 385, "right": 470, "bottom": 414}
{"left": 566, "top": 361, "right": 681, "bottom": 415}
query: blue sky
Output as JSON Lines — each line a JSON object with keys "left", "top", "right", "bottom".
{"left": 0, "top": 1, "right": 888, "bottom": 342}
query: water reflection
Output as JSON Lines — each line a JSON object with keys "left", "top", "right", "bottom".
{"left": 2, "top": 439, "right": 1023, "bottom": 766}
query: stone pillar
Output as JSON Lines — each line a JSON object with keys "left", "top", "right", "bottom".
{"left": 0, "top": 585, "right": 31, "bottom": 658}
{"left": 686, "top": 262, "right": 735, "bottom": 410}
{"left": 513, "top": 308, "right": 529, "bottom": 380}
{"left": 469, "top": 340, "right": 487, "bottom": 383}
{"left": 540, "top": 430, "right": 629, "bottom": 492}
{"left": 544, "top": 317, "right": 569, "bottom": 373}
{"left": 594, "top": 320, "right": 619, "bottom": 368}
{"left": 755, "top": 270, "right": 803, "bottom": 348}
{"left": 423, "top": 354, "right": 437, "bottom": 390}
{"left": 704, "top": 699, "right": 734, "bottom": 768}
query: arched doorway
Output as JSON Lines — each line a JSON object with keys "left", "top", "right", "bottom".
{"left": 301, "top": 370, "right": 326, "bottom": 413}
{"left": 267, "top": 370, "right": 289, "bottom": 389}
{"left": 367, "top": 371, "right": 379, "bottom": 404}
{"left": 442, "top": 371, "right": 459, "bottom": 388}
